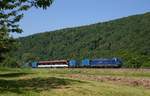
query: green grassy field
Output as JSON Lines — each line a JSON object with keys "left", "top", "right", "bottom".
{"left": 0, "top": 68, "right": 150, "bottom": 96}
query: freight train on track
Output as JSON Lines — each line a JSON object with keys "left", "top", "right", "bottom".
{"left": 31, "top": 58, "right": 122, "bottom": 68}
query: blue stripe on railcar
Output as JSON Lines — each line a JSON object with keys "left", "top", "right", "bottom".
{"left": 69, "top": 60, "right": 76, "bottom": 67}
{"left": 81, "top": 59, "right": 90, "bottom": 67}
{"left": 31, "top": 61, "right": 38, "bottom": 68}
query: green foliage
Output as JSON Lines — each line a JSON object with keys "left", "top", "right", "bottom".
{"left": 10, "top": 12, "right": 150, "bottom": 68}
{"left": 114, "top": 50, "right": 150, "bottom": 68}
{"left": 0, "top": 56, "right": 19, "bottom": 68}
{"left": 21, "top": 53, "right": 39, "bottom": 65}
{"left": 0, "top": 0, "right": 54, "bottom": 62}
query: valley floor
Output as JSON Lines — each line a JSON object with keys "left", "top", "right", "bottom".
{"left": 0, "top": 68, "right": 150, "bottom": 96}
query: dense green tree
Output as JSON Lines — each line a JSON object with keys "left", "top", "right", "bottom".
{"left": 22, "top": 53, "right": 39, "bottom": 63}
{"left": 1, "top": 56, "right": 19, "bottom": 67}
{"left": 0, "top": 0, "right": 54, "bottom": 62}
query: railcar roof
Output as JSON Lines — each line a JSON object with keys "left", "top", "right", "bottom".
{"left": 38, "top": 60, "right": 68, "bottom": 63}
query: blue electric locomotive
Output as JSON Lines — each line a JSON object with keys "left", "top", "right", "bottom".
{"left": 81, "top": 58, "right": 122, "bottom": 68}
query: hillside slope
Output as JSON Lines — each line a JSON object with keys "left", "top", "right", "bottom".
{"left": 9, "top": 12, "right": 150, "bottom": 68}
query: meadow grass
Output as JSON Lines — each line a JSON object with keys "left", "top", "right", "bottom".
{"left": 33, "top": 68, "right": 150, "bottom": 78}
{"left": 0, "top": 68, "right": 150, "bottom": 96}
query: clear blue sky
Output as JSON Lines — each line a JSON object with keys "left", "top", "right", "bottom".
{"left": 14, "top": 0, "right": 150, "bottom": 37}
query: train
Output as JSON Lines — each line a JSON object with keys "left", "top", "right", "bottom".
{"left": 31, "top": 57, "right": 122, "bottom": 68}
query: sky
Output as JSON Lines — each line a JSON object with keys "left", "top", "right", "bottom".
{"left": 13, "top": 0, "right": 150, "bottom": 37}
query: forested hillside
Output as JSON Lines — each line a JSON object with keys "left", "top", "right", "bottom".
{"left": 4, "top": 12, "right": 150, "bottom": 68}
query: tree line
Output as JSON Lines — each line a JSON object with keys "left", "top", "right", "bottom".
{"left": 3, "top": 12, "right": 150, "bottom": 68}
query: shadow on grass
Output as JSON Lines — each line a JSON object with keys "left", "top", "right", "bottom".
{"left": 0, "top": 77, "right": 85, "bottom": 94}
{"left": 0, "top": 72, "right": 31, "bottom": 78}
